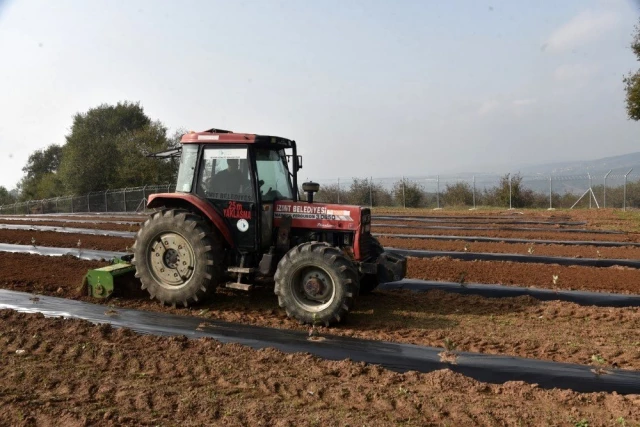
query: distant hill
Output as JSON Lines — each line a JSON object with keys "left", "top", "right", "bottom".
{"left": 517, "top": 152, "right": 640, "bottom": 177}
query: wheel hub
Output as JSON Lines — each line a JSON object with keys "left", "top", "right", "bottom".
{"left": 163, "top": 248, "right": 179, "bottom": 268}
{"left": 148, "top": 232, "right": 195, "bottom": 288}
{"left": 299, "top": 269, "right": 332, "bottom": 302}
{"left": 304, "top": 277, "right": 324, "bottom": 297}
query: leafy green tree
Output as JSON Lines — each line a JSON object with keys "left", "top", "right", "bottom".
{"left": 58, "top": 101, "right": 175, "bottom": 194}
{"left": 18, "top": 144, "right": 64, "bottom": 200}
{"left": 624, "top": 19, "right": 640, "bottom": 120}
{"left": 113, "top": 121, "right": 178, "bottom": 188}
{"left": 443, "top": 182, "right": 474, "bottom": 206}
{"left": 392, "top": 178, "right": 425, "bottom": 207}
{"left": 0, "top": 186, "right": 15, "bottom": 205}
{"left": 484, "top": 173, "right": 534, "bottom": 208}
{"left": 347, "top": 178, "right": 392, "bottom": 207}
{"left": 314, "top": 183, "right": 342, "bottom": 204}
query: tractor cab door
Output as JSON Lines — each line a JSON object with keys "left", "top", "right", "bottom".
{"left": 254, "top": 148, "right": 296, "bottom": 250}
{"left": 196, "top": 146, "right": 259, "bottom": 252}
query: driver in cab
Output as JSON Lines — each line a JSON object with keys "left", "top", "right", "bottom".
{"left": 212, "top": 158, "right": 250, "bottom": 196}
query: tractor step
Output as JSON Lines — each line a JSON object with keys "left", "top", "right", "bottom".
{"left": 227, "top": 267, "right": 255, "bottom": 274}
{"left": 225, "top": 282, "right": 253, "bottom": 291}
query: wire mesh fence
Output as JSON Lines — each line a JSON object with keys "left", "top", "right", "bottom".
{"left": 0, "top": 185, "right": 175, "bottom": 215}
{"left": 314, "top": 172, "right": 640, "bottom": 210}
{"left": 2, "top": 172, "right": 640, "bottom": 215}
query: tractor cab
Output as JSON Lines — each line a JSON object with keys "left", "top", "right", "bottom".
{"left": 171, "top": 129, "right": 301, "bottom": 255}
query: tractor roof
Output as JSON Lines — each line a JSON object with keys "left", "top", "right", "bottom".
{"left": 181, "top": 128, "right": 295, "bottom": 148}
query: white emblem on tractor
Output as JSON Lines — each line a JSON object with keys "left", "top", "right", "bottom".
{"left": 237, "top": 219, "right": 249, "bottom": 232}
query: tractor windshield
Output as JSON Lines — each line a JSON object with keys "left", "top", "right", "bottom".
{"left": 255, "top": 148, "right": 293, "bottom": 202}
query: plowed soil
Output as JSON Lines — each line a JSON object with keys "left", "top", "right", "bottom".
{"left": 380, "top": 236, "right": 640, "bottom": 260}
{"left": 373, "top": 208, "right": 640, "bottom": 233}
{"left": 0, "top": 219, "right": 139, "bottom": 232}
{"left": 374, "top": 226, "right": 640, "bottom": 243}
{"left": 2, "top": 311, "right": 638, "bottom": 427}
{"left": 407, "top": 257, "right": 640, "bottom": 294}
{"left": 2, "top": 253, "right": 640, "bottom": 372}
{"left": 375, "top": 219, "right": 584, "bottom": 229}
{"left": 0, "top": 229, "right": 134, "bottom": 252}
{"left": 0, "top": 214, "right": 146, "bottom": 222}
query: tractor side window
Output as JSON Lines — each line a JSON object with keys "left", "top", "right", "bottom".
{"left": 199, "top": 147, "right": 254, "bottom": 201}
{"left": 176, "top": 145, "right": 199, "bottom": 193}
{"left": 255, "top": 149, "right": 293, "bottom": 202}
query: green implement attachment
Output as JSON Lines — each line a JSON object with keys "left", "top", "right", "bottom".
{"left": 84, "top": 255, "right": 135, "bottom": 299}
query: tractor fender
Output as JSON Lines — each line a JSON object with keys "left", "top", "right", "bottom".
{"left": 147, "top": 193, "right": 235, "bottom": 247}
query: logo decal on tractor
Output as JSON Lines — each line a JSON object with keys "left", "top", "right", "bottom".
{"left": 223, "top": 201, "right": 252, "bottom": 220}
{"left": 237, "top": 219, "right": 249, "bottom": 232}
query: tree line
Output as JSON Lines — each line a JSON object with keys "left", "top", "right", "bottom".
{"left": 311, "top": 174, "right": 640, "bottom": 209}
{"left": 1, "top": 102, "right": 180, "bottom": 204}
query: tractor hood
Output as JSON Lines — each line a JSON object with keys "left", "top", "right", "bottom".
{"left": 273, "top": 200, "right": 367, "bottom": 231}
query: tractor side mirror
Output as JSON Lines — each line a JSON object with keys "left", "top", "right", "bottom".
{"left": 302, "top": 181, "right": 319, "bottom": 203}
{"left": 286, "top": 155, "right": 303, "bottom": 171}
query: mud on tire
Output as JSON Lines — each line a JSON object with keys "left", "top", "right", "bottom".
{"left": 131, "top": 209, "right": 224, "bottom": 307}
{"left": 274, "top": 242, "right": 359, "bottom": 326}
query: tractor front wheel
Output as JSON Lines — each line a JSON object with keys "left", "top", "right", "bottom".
{"left": 274, "top": 242, "right": 359, "bottom": 326}
{"left": 131, "top": 209, "right": 224, "bottom": 307}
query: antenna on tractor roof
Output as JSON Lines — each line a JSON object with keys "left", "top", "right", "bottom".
{"left": 205, "top": 128, "right": 233, "bottom": 133}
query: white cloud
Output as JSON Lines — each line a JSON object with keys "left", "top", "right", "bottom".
{"left": 477, "top": 100, "right": 500, "bottom": 115}
{"left": 545, "top": 9, "right": 618, "bottom": 53}
{"left": 513, "top": 98, "right": 536, "bottom": 106}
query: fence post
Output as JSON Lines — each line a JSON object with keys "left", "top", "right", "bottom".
{"left": 337, "top": 178, "right": 340, "bottom": 204}
{"left": 587, "top": 173, "right": 593, "bottom": 209}
{"left": 436, "top": 175, "right": 440, "bottom": 209}
{"left": 369, "top": 177, "right": 373, "bottom": 208}
{"left": 472, "top": 176, "right": 476, "bottom": 209}
{"left": 603, "top": 170, "right": 611, "bottom": 208}
{"left": 549, "top": 176, "right": 552, "bottom": 209}
{"left": 123, "top": 189, "right": 127, "bottom": 212}
{"left": 624, "top": 169, "right": 633, "bottom": 211}
{"left": 402, "top": 176, "right": 406, "bottom": 209}
{"left": 104, "top": 190, "right": 108, "bottom": 212}
{"left": 87, "top": 193, "right": 91, "bottom": 213}
{"left": 55, "top": 197, "right": 58, "bottom": 213}
{"left": 508, "top": 173, "right": 512, "bottom": 209}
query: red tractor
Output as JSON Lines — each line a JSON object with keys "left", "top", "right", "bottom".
{"left": 132, "top": 128, "right": 406, "bottom": 325}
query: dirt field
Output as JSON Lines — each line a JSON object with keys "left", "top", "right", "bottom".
{"left": 379, "top": 236, "right": 640, "bottom": 259}
{"left": 0, "top": 229, "right": 133, "bottom": 252}
{"left": 2, "top": 208, "right": 640, "bottom": 424}
{"left": 374, "top": 226, "right": 640, "bottom": 243}
{"left": 2, "top": 311, "right": 638, "bottom": 427}
{"left": 0, "top": 219, "right": 139, "bottom": 232}
{"left": 2, "top": 252, "right": 640, "bottom": 371}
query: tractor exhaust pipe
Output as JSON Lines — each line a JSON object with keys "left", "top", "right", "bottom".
{"left": 302, "top": 182, "right": 320, "bottom": 203}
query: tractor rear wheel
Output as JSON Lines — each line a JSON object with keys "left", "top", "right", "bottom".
{"left": 359, "top": 234, "right": 385, "bottom": 294}
{"left": 132, "top": 209, "right": 224, "bottom": 307}
{"left": 274, "top": 242, "right": 359, "bottom": 326}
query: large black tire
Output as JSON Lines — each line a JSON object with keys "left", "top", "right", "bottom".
{"left": 274, "top": 242, "right": 359, "bottom": 326}
{"left": 131, "top": 209, "right": 224, "bottom": 307}
{"left": 359, "top": 234, "right": 384, "bottom": 294}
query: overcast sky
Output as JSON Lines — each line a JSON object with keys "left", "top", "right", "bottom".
{"left": 0, "top": 0, "right": 639, "bottom": 190}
